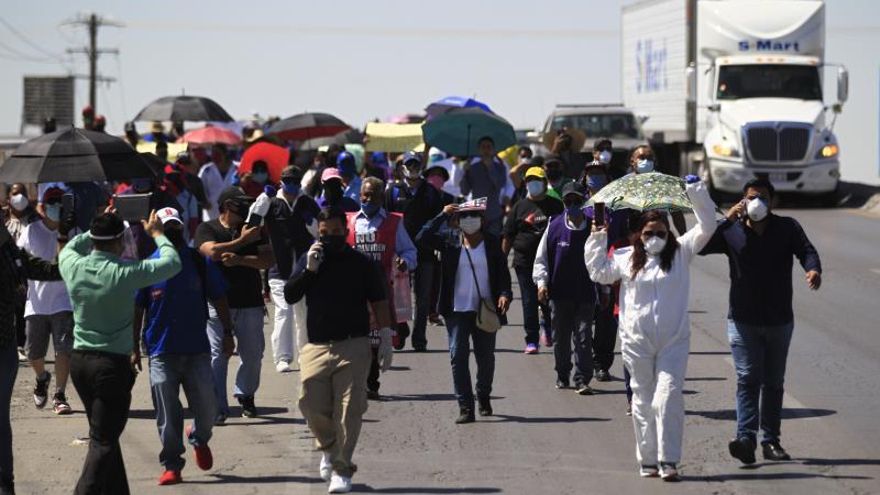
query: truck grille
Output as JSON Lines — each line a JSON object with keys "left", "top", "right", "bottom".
{"left": 745, "top": 125, "right": 810, "bottom": 162}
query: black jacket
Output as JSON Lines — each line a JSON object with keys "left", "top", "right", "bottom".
{"left": 0, "top": 237, "right": 61, "bottom": 348}
{"left": 416, "top": 212, "right": 512, "bottom": 322}
{"left": 386, "top": 180, "right": 444, "bottom": 262}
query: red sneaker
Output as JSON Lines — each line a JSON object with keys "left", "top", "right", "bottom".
{"left": 158, "top": 470, "right": 182, "bottom": 485}
{"left": 186, "top": 425, "right": 213, "bottom": 470}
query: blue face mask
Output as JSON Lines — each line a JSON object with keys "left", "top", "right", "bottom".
{"left": 586, "top": 175, "right": 607, "bottom": 191}
{"left": 526, "top": 180, "right": 546, "bottom": 197}
{"left": 252, "top": 171, "right": 269, "bottom": 184}
{"left": 635, "top": 159, "right": 654, "bottom": 174}
{"left": 282, "top": 182, "right": 300, "bottom": 196}
{"left": 45, "top": 204, "right": 61, "bottom": 222}
{"left": 361, "top": 202, "right": 381, "bottom": 217}
{"left": 566, "top": 204, "right": 583, "bottom": 216}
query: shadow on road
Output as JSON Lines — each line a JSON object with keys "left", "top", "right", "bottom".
{"left": 354, "top": 486, "right": 501, "bottom": 494}
{"left": 685, "top": 376, "right": 728, "bottom": 381}
{"left": 685, "top": 408, "right": 837, "bottom": 421}
{"left": 800, "top": 457, "right": 880, "bottom": 466}
{"left": 699, "top": 471, "right": 872, "bottom": 482}
{"left": 490, "top": 414, "right": 610, "bottom": 424}
{"left": 191, "top": 474, "right": 323, "bottom": 484}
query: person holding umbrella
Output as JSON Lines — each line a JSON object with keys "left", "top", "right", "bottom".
{"left": 583, "top": 175, "right": 717, "bottom": 481}
{"left": 416, "top": 198, "right": 512, "bottom": 424}
{"left": 628, "top": 145, "right": 688, "bottom": 236}
{"left": 460, "top": 137, "right": 507, "bottom": 237}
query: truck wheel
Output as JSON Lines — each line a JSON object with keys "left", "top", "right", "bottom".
{"left": 819, "top": 184, "right": 841, "bottom": 208}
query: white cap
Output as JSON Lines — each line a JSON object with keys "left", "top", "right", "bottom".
{"left": 156, "top": 207, "right": 183, "bottom": 225}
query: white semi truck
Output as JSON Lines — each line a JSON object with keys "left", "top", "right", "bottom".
{"left": 621, "top": 0, "right": 848, "bottom": 200}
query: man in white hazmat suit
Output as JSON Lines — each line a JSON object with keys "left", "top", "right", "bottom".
{"left": 583, "top": 175, "right": 716, "bottom": 481}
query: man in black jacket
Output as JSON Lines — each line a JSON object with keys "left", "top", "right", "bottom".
{"left": 700, "top": 178, "right": 822, "bottom": 465}
{"left": 416, "top": 199, "right": 512, "bottom": 424}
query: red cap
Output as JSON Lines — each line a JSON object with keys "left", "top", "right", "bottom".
{"left": 82, "top": 105, "right": 94, "bottom": 116}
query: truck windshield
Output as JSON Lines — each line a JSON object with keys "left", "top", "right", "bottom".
{"left": 717, "top": 64, "right": 822, "bottom": 101}
{"left": 550, "top": 113, "right": 640, "bottom": 139}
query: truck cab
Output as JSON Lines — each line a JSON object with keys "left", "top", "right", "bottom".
{"left": 701, "top": 54, "right": 845, "bottom": 197}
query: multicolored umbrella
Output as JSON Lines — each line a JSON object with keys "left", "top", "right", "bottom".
{"left": 587, "top": 172, "right": 693, "bottom": 212}
{"left": 266, "top": 112, "right": 350, "bottom": 142}
{"left": 180, "top": 126, "right": 241, "bottom": 146}
{"left": 425, "top": 96, "right": 492, "bottom": 121}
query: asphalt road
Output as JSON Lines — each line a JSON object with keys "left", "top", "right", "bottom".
{"left": 9, "top": 207, "right": 880, "bottom": 494}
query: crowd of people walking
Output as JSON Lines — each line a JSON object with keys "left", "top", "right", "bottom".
{"left": 0, "top": 116, "right": 823, "bottom": 493}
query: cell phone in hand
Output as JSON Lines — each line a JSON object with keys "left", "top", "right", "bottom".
{"left": 61, "top": 193, "right": 75, "bottom": 218}
{"left": 593, "top": 202, "right": 606, "bottom": 227}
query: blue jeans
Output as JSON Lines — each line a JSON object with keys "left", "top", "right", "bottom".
{"left": 727, "top": 319, "right": 794, "bottom": 444}
{"left": 515, "top": 265, "right": 548, "bottom": 346}
{"left": 550, "top": 299, "right": 594, "bottom": 385}
{"left": 0, "top": 344, "right": 17, "bottom": 487}
{"left": 149, "top": 353, "right": 216, "bottom": 471}
{"left": 207, "top": 306, "right": 265, "bottom": 415}
{"left": 446, "top": 312, "right": 496, "bottom": 409}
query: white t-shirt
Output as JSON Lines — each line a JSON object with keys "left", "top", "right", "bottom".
{"left": 453, "top": 241, "right": 490, "bottom": 312}
{"left": 17, "top": 221, "right": 73, "bottom": 317}
{"left": 198, "top": 161, "right": 240, "bottom": 221}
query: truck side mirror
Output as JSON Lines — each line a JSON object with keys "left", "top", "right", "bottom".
{"left": 686, "top": 63, "right": 697, "bottom": 104}
{"left": 638, "top": 115, "right": 650, "bottom": 125}
{"left": 837, "top": 66, "right": 849, "bottom": 105}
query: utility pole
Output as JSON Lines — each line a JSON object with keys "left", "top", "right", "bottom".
{"left": 63, "top": 13, "right": 122, "bottom": 116}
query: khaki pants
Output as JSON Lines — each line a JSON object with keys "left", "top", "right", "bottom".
{"left": 298, "top": 337, "right": 371, "bottom": 477}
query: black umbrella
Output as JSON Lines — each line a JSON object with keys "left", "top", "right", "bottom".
{"left": 133, "top": 95, "right": 234, "bottom": 122}
{"left": 298, "top": 128, "right": 365, "bottom": 151}
{"left": 266, "top": 112, "right": 350, "bottom": 142}
{"left": 0, "top": 127, "right": 156, "bottom": 183}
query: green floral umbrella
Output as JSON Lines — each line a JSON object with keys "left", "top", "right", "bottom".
{"left": 587, "top": 172, "right": 693, "bottom": 212}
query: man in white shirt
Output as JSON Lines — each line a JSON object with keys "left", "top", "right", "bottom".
{"left": 17, "top": 187, "right": 76, "bottom": 415}
{"left": 198, "top": 144, "right": 239, "bottom": 221}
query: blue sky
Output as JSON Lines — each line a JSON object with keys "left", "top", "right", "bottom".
{"left": 1, "top": 0, "right": 879, "bottom": 183}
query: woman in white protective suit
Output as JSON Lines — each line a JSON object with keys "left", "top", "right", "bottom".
{"left": 583, "top": 178, "right": 716, "bottom": 481}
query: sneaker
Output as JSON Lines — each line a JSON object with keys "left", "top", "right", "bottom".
{"left": 639, "top": 465, "right": 659, "bottom": 478}
{"left": 214, "top": 412, "right": 228, "bottom": 426}
{"left": 52, "top": 393, "right": 72, "bottom": 415}
{"left": 595, "top": 369, "right": 611, "bottom": 382}
{"left": 157, "top": 470, "right": 182, "bottom": 486}
{"left": 186, "top": 425, "right": 213, "bottom": 470}
{"left": 539, "top": 333, "right": 551, "bottom": 348}
{"left": 524, "top": 343, "right": 538, "bottom": 355}
{"left": 625, "top": 401, "right": 632, "bottom": 416}
{"left": 555, "top": 379, "right": 569, "bottom": 390}
{"left": 428, "top": 314, "right": 444, "bottom": 326}
{"left": 728, "top": 437, "right": 756, "bottom": 465}
{"left": 412, "top": 345, "right": 427, "bottom": 353}
{"left": 238, "top": 396, "right": 257, "bottom": 418}
{"left": 574, "top": 383, "right": 594, "bottom": 395}
{"left": 33, "top": 371, "right": 51, "bottom": 409}
{"left": 17, "top": 347, "right": 27, "bottom": 362}
{"left": 328, "top": 472, "right": 352, "bottom": 493}
{"left": 455, "top": 408, "right": 475, "bottom": 424}
{"left": 319, "top": 451, "right": 332, "bottom": 482}
{"left": 275, "top": 361, "right": 293, "bottom": 373}
{"left": 477, "top": 397, "right": 493, "bottom": 417}
{"left": 659, "top": 462, "right": 680, "bottom": 482}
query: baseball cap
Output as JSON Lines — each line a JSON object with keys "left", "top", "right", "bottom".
{"left": 280, "top": 165, "right": 302, "bottom": 182}
{"left": 402, "top": 151, "right": 422, "bottom": 166}
{"left": 42, "top": 187, "right": 65, "bottom": 204}
{"left": 561, "top": 181, "right": 587, "bottom": 199}
{"left": 524, "top": 167, "right": 546, "bottom": 180}
{"left": 336, "top": 151, "right": 356, "bottom": 173}
{"left": 321, "top": 167, "right": 343, "bottom": 183}
{"left": 156, "top": 207, "right": 183, "bottom": 225}
{"left": 217, "top": 186, "right": 251, "bottom": 207}
{"left": 584, "top": 160, "right": 608, "bottom": 173}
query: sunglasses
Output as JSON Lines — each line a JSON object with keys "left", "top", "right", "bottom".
{"left": 641, "top": 230, "right": 668, "bottom": 239}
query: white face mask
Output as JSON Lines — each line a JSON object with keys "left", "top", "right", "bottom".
{"left": 747, "top": 197, "right": 769, "bottom": 222}
{"left": 9, "top": 194, "right": 28, "bottom": 212}
{"left": 459, "top": 217, "right": 482, "bottom": 235}
{"left": 636, "top": 159, "right": 654, "bottom": 174}
{"left": 644, "top": 236, "right": 666, "bottom": 255}
{"left": 598, "top": 150, "right": 612, "bottom": 164}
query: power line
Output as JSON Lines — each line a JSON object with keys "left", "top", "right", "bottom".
{"left": 0, "top": 16, "right": 66, "bottom": 61}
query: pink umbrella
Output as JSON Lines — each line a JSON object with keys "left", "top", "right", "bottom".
{"left": 180, "top": 126, "right": 241, "bottom": 146}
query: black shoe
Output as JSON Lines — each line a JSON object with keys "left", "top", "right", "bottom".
{"left": 762, "top": 441, "right": 791, "bottom": 461}
{"left": 366, "top": 389, "right": 381, "bottom": 400}
{"left": 33, "top": 371, "right": 51, "bottom": 409}
{"left": 555, "top": 379, "right": 570, "bottom": 390}
{"left": 455, "top": 408, "right": 475, "bottom": 424}
{"left": 477, "top": 397, "right": 492, "bottom": 416}
{"left": 728, "top": 437, "right": 756, "bottom": 464}
{"left": 238, "top": 396, "right": 257, "bottom": 418}
{"left": 412, "top": 345, "right": 427, "bottom": 353}
{"left": 574, "top": 382, "right": 594, "bottom": 395}
{"left": 595, "top": 369, "right": 611, "bottom": 382}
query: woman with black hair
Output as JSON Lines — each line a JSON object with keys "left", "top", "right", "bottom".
{"left": 583, "top": 177, "right": 716, "bottom": 482}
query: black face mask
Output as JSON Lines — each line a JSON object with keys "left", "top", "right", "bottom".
{"left": 165, "top": 228, "right": 185, "bottom": 247}
{"left": 319, "top": 234, "right": 347, "bottom": 253}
